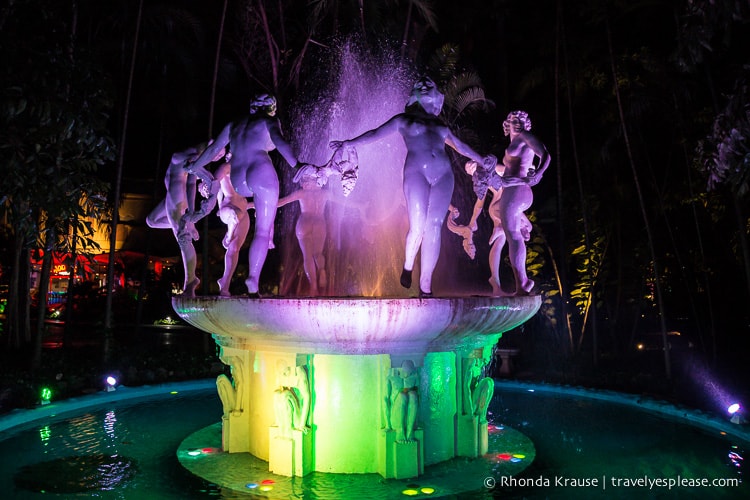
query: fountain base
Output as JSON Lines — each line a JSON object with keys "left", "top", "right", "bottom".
{"left": 178, "top": 419, "right": 535, "bottom": 497}
{"left": 173, "top": 295, "right": 540, "bottom": 480}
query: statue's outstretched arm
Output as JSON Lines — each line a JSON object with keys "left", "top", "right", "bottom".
{"left": 276, "top": 190, "right": 304, "bottom": 209}
{"left": 329, "top": 115, "right": 401, "bottom": 150}
{"left": 445, "top": 132, "right": 494, "bottom": 167}
{"left": 268, "top": 119, "right": 300, "bottom": 169}
{"left": 188, "top": 127, "right": 230, "bottom": 184}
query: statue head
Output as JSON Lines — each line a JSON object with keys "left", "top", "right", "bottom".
{"left": 503, "top": 110, "right": 531, "bottom": 136}
{"left": 299, "top": 170, "right": 326, "bottom": 188}
{"left": 250, "top": 94, "right": 278, "bottom": 116}
{"left": 406, "top": 76, "right": 444, "bottom": 115}
{"left": 399, "top": 359, "right": 416, "bottom": 378}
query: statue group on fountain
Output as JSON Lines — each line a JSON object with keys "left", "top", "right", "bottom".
{"left": 149, "top": 78, "right": 549, "bottom": 298}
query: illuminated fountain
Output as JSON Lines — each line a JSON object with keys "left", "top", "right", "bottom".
{"left": 172, "top": 43, "right": 541, "bottom": 493}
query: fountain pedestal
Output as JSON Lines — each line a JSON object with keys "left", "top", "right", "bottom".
{"left": 174, "top": 295, "right": 540, "bottom": 479}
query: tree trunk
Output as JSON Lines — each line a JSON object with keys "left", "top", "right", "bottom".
{"left": 63, "top": 217, "right": 78, "bottom": 351}
{"left": 104, "top": 0, "right": 143, "bottom": 361}
{"left": 605, "top": 17, "right": 671, "bottom": 379}
{"left": 401, "top": 1, "right": 413, "bottom": 60}
{"left": 5, "top": 232, "right": 24, "bottom": 349}
{"left": 33, "top": 228, "right": 55, "bottom": 371}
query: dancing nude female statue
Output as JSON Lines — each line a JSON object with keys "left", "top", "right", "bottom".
{"left": 146, "top": 143, "right": 224, "bottom": 296}
{"left": 463, "top": 161, "right": 532, "bottom": 296}
{"left": 188, "top": 94, "right": 304, "bottom": 297}
{"left": 471, "top": 110, "right": 549, "bottom": 295}
{"left": 496, "top": 110, "right": 550, "bottom": 295}
{"left": 330, "top": 76, "right": 495, "bottom": 296}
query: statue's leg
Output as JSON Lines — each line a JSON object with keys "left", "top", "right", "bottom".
{"left": 296, "top": 216, "right": 319, "bottom": 295}
{"left": 406, "top": 391, "right": 418, "bottom": 441}
{"left": 218, "top": 214, "right": 249, "bottom": 297}
{"left": 176, "top": 226, "right": 199, "bottom": 296}
{"left": 392, "top": 393, "right": 407, "bottom": 442}
{"left": 244, "top": 170, "right": 279, "bottom": 295}
{"left": 488, "top": 224, "right": 507, "bottom": 296}
{"left": 499, "top": 186, "right": 534, "bottom": 295}
{"left": 417, "top": 174, "right": 453, "bottom": 295}
{"left": 401, "top": 173, "right": 429, "bottom": 283}
{"left": 472, "top": 377, "right": 495, "bottom": 423}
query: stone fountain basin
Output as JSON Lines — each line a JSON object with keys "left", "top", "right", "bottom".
{"left": 173, "top": 295, "right": 541, "bottom": 355}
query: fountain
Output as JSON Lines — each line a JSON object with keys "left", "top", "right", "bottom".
{"left": 172, "top": 41, "right": 541, "bottom": 493}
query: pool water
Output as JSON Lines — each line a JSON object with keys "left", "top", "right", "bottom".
{"left": 0, "top": 388, "right": 223, "bottom": 499}
{"left": 0, "top": 381, "right": 746, "bottom": 499}
{"left": 490, "top": 385, "right": 748, "bottom": 499}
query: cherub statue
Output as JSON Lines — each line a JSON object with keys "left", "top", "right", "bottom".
{"left": 211, "top": 156, "right": 250, "bottom": 296}
{"left": 266, "top": 164, "right": 367, "bottom": 296}
{"left": 463, "top": 161, "right": 532, "bottom": 296}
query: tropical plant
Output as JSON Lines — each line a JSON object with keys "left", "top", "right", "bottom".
{"left": 0, "top": 0, "right": 115, "bottom": 365}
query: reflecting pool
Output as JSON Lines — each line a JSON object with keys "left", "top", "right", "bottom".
{"left": 0, "top": 380, "right": 746, "bottom": 499}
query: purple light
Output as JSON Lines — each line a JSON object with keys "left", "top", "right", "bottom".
{"left": 106, "top": 376, "right": 117, "bottom": 386}
{"left": 728, "top": 403, "right": 741, "bottom": 415}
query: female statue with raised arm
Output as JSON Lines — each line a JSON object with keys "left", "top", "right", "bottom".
{"left": 188, "top": 94, "right": 303, "bottom": 297}
{"left": 330, "top": 76, "right": 495, "bottom": 297}
{"left": 146, "top": 143, "right": 224, "bottom": 297}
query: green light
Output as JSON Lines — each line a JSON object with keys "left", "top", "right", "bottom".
{"left": 40, "top": 387, "right": 52, "bottom": 402}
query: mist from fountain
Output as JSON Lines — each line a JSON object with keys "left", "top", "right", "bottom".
{"left": 279, "top": 41, "right": 418, "bottom": 297}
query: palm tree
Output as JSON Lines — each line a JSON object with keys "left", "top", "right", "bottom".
{"left": 103, "top": 0, "right": 142, "bottom": 359}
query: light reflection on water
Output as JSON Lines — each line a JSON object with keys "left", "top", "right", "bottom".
{"left": 0, "top": 385, "right": 747, "bottom": 499}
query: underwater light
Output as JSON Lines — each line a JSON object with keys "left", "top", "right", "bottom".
{"left": 40, "top": 387, "right": 52, "bottom": 405}
{"left": 727, "top": 403, "right": 745, "bottom": 424}
{"left": 105, "top": 376, "right": 118, "bottom": 392}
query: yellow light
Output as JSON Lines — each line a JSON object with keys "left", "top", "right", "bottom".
{"left": 260, "top": 485, "right": 273, "bottom": 492}
{"left": 402, "top": 489, "right": 419, "bottom": 496}
{"left": 420, "top": 487, "right": 435, "bottom": 494}
{"left": 512, "top": 453, "right": 525, "bottom": 459}
{"left": 636, "top": 343, "right": 644, "bottom": 350}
